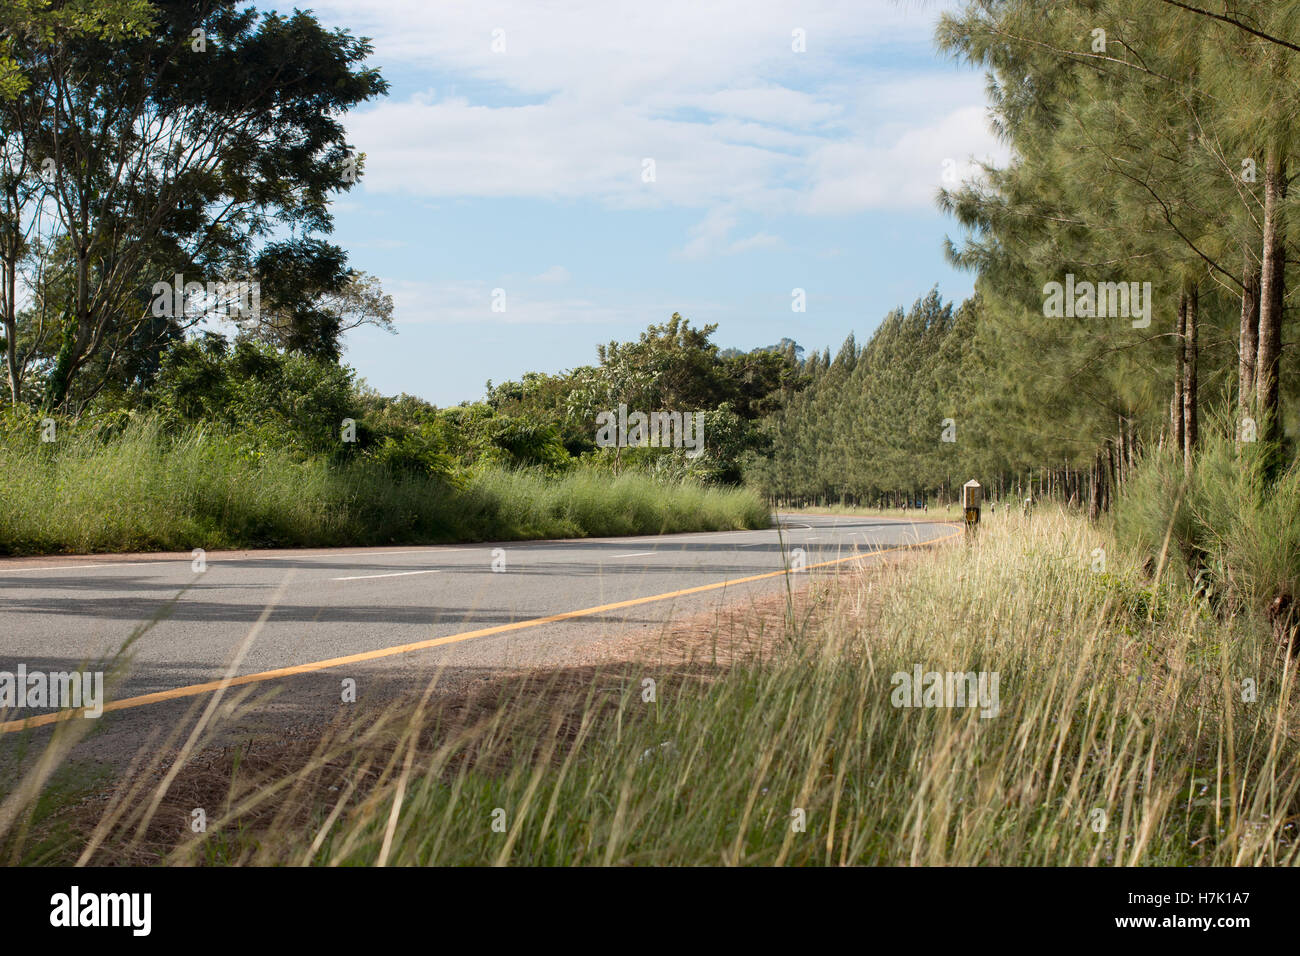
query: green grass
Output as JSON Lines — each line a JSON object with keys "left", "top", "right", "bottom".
{"left": 15, "top": 504, "right": 1294, "bottom": 866}
{"left": 0, "top": 418, "right": 770, "bottom": 555}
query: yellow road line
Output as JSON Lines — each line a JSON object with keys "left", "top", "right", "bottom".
{"left": 0, "top": 526, "right": 961, "bottom": 734}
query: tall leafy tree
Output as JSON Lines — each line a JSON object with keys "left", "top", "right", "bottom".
{"left": 1, "top": 0, "right": 387, "bottom": 410}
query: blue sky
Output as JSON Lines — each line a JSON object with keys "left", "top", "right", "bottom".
{"left": 277, "top": 0, "right": 1004, "bottom": 406}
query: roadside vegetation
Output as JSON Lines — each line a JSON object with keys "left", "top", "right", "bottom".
{"left": 0, "top": 321, "right": 792, "bottom": 554}
{"left": 0, "top": 412, "right": 768, "bottom": 554}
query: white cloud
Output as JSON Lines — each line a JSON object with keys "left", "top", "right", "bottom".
{"left": 386, "top": 277, "right": 627, "bottom": 326}
{"left": 667, "top": 87, "right": 844, "bottom": 127}
{"left": 311, "top": 0, "right": 948, "bottom": 100}
{"left": 309, "top": 0, "right": 1005, "bottom": 253}
{"left": 534, "top": 265, "right": 571, "bottom": 283}
{"left": 803, "top": 105, "right": 1001, "bottom": 213}
{"left": 675, "top": 208, "right": 782, "bottom": 259}
{"left": 728, "top": 232, "right": 781, "bottom": 254}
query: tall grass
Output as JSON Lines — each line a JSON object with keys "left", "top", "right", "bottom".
{"left": 0, "top": 417, "right": 769, "bottom": 555}
{"left": 18, "top": 505, "right": 1293, "bottom": 866}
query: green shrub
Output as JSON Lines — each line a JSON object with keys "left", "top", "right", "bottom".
{"left": 1115, "top": 413, "right": 1300, "bottom": 622}
{"left": 152, "top": 334, "right": 356, "bottom": 455}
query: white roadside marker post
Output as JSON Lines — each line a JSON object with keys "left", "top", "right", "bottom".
{"left": 963, "top": 479, "right": 982, "bottom": 536}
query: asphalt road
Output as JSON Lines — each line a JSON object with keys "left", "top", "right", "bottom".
{"left": 0, "top": 513, "right": 956, "bottom": 739}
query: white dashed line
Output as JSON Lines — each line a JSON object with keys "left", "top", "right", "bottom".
{"left": 333, "top": 569, "right": 443, "bottom": 581}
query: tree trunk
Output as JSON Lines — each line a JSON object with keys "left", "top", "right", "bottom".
{"left": 1257, "top": 149, "right": 1286, "bottom": 455}
{"left": 1089, "top": 459, "right": 1099, "bottom": 521}
{"left": 1119, "top": 423, "right": 1125, "bottom": 480}
{"left": 1094, "top": 449, "right": 1110, "bottom": 518}
{"left": 1173, "top": 292, "right": 1186, "bottom": 459}
{"left": 3, "top": 257, "right": 17, "bottom": 406}
{"left": 1183, "top": 283, "right": 1198, "bottom": 476}
{"left": 1106, "top": 442, "right": 1117, "bottom": 508}
{"left": 1238, "top": 248, "right": 1260, "bottom": 435}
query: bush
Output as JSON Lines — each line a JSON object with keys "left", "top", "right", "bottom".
{"left": 479, "top": 417, "right": 572, "bottom": 470}
{"left": 152, "top": 334, "right": 356, "bottom": 455}
{"left": 1115, "top": 415, "right": 1300, "bottom": 625}
{"left": 361, "top": 423, "right": 461, "bottom": 485}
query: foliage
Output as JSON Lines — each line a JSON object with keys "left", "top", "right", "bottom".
{"left": 746, "top": 290, "right": 976, "bottom": 503}
{"left": 1115, "top": 412, "right": 1300, "bottom": 618}
{"left": 0, "top": 415, "right": 768, "bottom": 555}
{"left": 0, "top": 0, "right": 388, "bottom": 409}
{"left": 150, "top": 333, "right": 355, "bottom": 456}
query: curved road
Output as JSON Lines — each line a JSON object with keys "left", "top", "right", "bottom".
{"left": 0, "top": 514, "right": 956, "bottom": 742}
